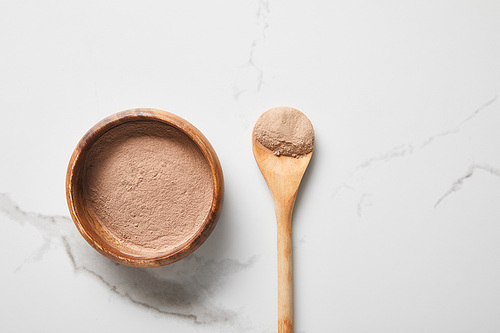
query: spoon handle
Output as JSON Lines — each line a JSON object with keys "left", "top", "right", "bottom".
{"left": 276, "top": 203, "right": 293, "bottom": 333}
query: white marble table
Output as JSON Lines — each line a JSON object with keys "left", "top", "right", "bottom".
{"left": 1, "top": 1, "right": 500, "bottom": 332}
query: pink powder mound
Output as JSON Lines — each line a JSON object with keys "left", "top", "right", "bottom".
{"left": 82, "top": 121, "right": 214, "bottom": 255}
{"left": 253, "top": 107, "right": 314, "bottom": 157}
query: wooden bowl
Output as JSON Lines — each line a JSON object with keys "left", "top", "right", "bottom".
{"left": 66, "top": 109, "right": 224, "bottom": 267}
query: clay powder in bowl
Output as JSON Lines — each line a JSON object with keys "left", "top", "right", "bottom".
{"left": 66, "top": 109, "right": 224, "bottom": 267}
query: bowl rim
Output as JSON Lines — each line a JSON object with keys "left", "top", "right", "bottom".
{"left": 65, "top": 108, "right": 224, "bottom": 267}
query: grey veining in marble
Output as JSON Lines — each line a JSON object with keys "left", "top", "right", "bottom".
{"left": 0, "top": 194, "right": 255, "bottom": 324}
{"left": 434, "top": 164, "right": 500, "bottom": 208}
{"left": 233, "top": 0, "right": 270, "bottom": 100}
{"left": 2, "top": 1, "right": 500, "bottom": 331}
{"left": 332, "top": 96, "right": 500, "bottom": 216}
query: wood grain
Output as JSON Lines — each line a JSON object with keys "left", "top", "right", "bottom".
{"left": 66, "top": 108, "right": 224, "bottom": 267}
{"left": 253, "top": 139, "right": 313, "bottom": 333}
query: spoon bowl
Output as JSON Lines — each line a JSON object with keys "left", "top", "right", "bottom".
{"left": 252, "top": 140, "right": 312, "bottom": 204}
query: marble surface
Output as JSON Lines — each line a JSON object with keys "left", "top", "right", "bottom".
{"left": 1, "top": 1, "right": 500, "bottom": 332}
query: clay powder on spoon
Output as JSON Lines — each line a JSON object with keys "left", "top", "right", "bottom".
{"left": 253, "top": 106, "right": 314, "bottom": 157}
{"left": 82, "top": 121, "right": 213, "bottom": 255}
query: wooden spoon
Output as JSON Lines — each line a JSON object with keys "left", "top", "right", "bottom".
{"left": 252, "top": 107, "right": 314, "bottom": 333}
